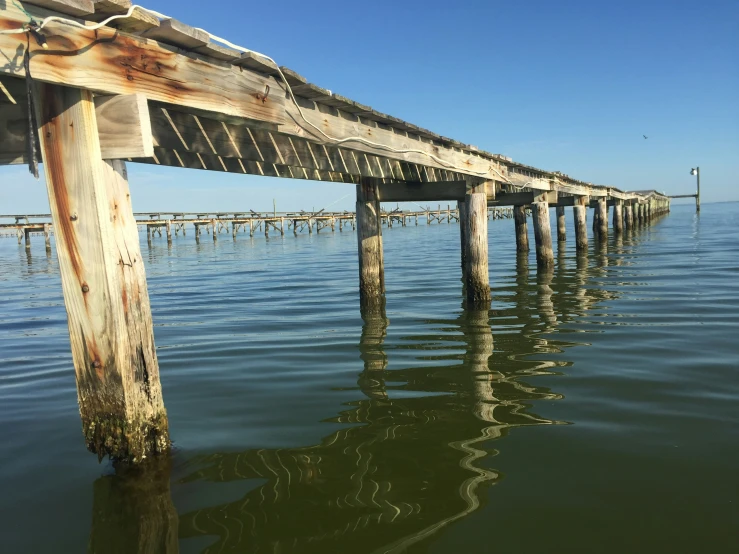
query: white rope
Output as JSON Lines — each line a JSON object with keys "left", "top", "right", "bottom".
{"left": 0, "top": 4, "right": 503, "bottom": 179}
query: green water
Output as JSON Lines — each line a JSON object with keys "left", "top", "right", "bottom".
{"left": 0, "top": 204, "right": 737, "bottom": 553}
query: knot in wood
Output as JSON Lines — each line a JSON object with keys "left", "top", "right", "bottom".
{"left": 81, "top": 284, "right": 90, "bottom": 293}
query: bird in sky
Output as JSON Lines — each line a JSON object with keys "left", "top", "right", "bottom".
{"left": 643, "top": 135, "right": 648, "bottom": 139}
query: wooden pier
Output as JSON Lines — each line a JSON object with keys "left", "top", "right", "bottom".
{"left": 0, "top": 206, "right": 515, "bottom": 246}
{"left": 0, "top": 0, "right": 671, "bottom": 464}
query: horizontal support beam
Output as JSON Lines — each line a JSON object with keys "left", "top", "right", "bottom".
{"left": 0, "top": 77, "right": 153, "bottom": 163}
{"left": 376, "top": 181, "right": 467, "bottom": 202}
{"left": 489, "top": 190, "right": 557, "bottom": 206}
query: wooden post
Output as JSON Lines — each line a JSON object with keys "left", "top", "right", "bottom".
{"left": 462, "top": 188, "right": 490, "bottom": 306}
{"left": 513, "top": 205, "right": 529, "bottom": 253}
{"left": 35, "top": 84, "right": 168, "bottom": 462}
{"left": 613, "top": 200, "right": 624, "bottom": 234}
{"left": 556, "top": 205, "right": 566, "bottom": 242}
{"left": 211, "top": 218, "right": 218, "bottom": 241}
{"left": 458, "top": 200, "right": 467, "bottom": 274}
{"left": 17, "top": 227, "right": 22, "bottom": 245}
{"left": 24, "top": 227, "right": 31, "bottom": 250}
{"left": 44, "top": 223, "right": 51, "bottom": 251}
{"left": 280, "top": 217, "right": 285, "bottom": 236}
{"left": 356, "top": 180, "right": 385, "bottom": 305}
{"left": 165, "top": 220, "right": 172, "bottom": 244}
{"left": 531, "top": 202, "right": 554, "bottom": 267}
{"left": 595, "top": 197, "right": 608, "bottom": 240}
{"left": 574, "top": 197, "right": 588, "bottom": 252}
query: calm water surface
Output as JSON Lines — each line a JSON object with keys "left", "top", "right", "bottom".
{"left": 0, "top": 204, "right": 737, "bottom": 553}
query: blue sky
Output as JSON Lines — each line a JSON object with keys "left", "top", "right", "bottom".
{"left": 1, "top": 0, "right": 736, "bottom": 213}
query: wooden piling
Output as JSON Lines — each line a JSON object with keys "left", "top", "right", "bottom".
{"left": 34, "top": 83, "right": 168, "bottom": 462}
{"left": 462, "top": 190, "right": 490, "bottom": 306}
{"left": 356, "top": 181, "right": 385, "bottom": 304}
{"left": 24, "top": 227, "right": 31, "bottom": 250}
{"left": 44, "top": 223, "right": 51, "bottom": 251}
{"left": 17, "top": 227, "right": 22, "bottom": 245}
{"left": 458, "top": 200, "right": 467, "bottom": 274}
{"left": 513, "top": 205, "right": 529, "bottom": 253}
{"left": 211, "top": 218, "right": 218, "bottom": 241}
{"left": 556, "top": 205, "right": 566, "bottom": 242}
{"left": 613, "top": 201, "right": 624, "bottom": 234}
{"left": 595, "top": 197, "right": 608, "bottom": 240}
{"left": 165, "top": 220, "right": 172, "bottom": 244}
{"left": 574, "top": 199, "right": 588, "bottom": 251}
{"left": 531, "top": 201, "right": 554, "bottom": 267}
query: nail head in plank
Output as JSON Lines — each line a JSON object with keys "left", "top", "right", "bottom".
{"left": 141, "top": 19, "right": 209, "bottom": 49}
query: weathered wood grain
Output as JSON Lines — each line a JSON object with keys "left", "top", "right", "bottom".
{"left": 573, "top": 204, "right": 588, "bottom": 252}
{"left": 463, "top": 191, "right": 490, "bottom": 306}
{"left": 595, "top": 197, "right": 608, "bottom": 239}
{"left": 513, "top": 205, "right": 529, "bottom": 253}
{"left": 35, "top": 83, "right": 168, "bottom": 462}
{"left": 532, "top": 201, "right": 554, "bottom": 267}
{"left": 356, "top": 180, "right": 384, "bottom": 304}
{"left": 94, "top": 93, "right": 154, "bottom": 158}
{"left": 0, "top": 3, "right": 284, "bottom": 125}
{"left": 0, "top": 79, "right": 153, "bottom": 163}
{"left": 556, "top": 205, "right": 566, "bottom": 242}
{"left": 613, "top": 200, "right": 623, "bottom": 234}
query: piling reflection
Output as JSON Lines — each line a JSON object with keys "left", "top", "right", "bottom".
{"left": 89, "top": 458, "right": 178, "bottom": 554}
{"left": 84, "top": 243, "right": 634, "bottom": 553}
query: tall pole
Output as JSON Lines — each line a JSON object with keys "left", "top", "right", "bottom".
{"left": 696, "top": 166, "right": 701, "bottom": 213}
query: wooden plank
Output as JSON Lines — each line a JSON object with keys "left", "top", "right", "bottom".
{"left": 94, "top": 93, "right": 154, "bottom": 158}
{"left": 141, "top": 18, "right": 208, "bottom": 49}
{"left": 0, "top": 80, "right": 154, "bottom": 163}
{"left": 89, "top": 2, "right": 160, "bottom": 33}
{"left": 35, "top": 82, "right": 168, "bottom": 463}
{"left": 234, "top": 52, "right": 280, "bottom": 75}
{"left": 192, "top": 41, "right": 242, "bottom": 62}
{"left": 25, "top": 0, "right": 93, "bottom": 17}
{"left": 0, "top": 3, "right": 285, "bottom": 125}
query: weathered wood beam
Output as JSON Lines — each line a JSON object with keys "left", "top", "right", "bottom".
{"left": 356, "top": 180, "right": 384, "bottom": 306}
{"left": 489, "top": 190, "right": 557, "bottom": 206}
{"left": 35, "top": 82, "right": 168, "bottom": 462}
{"left": 462, "top": 186, "right": 491, "bottom": 307}
{"left": 0, "top": 2, "right": 284, "bottom": 124}
{"left": 147, "top": 104, "right": 465, "bottom": 183}
{"left": 94, "top": 93, "right": 154, "bottom": 158}
{"left": 375, "top": 180, "right": 468, "bottom": 202}
{"left": 1, "top": 77, "right": 154, "bottom": 163}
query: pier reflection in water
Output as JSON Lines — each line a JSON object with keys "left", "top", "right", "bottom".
{"left": 82, "top": 246, "right": 623, "bottom": 554}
